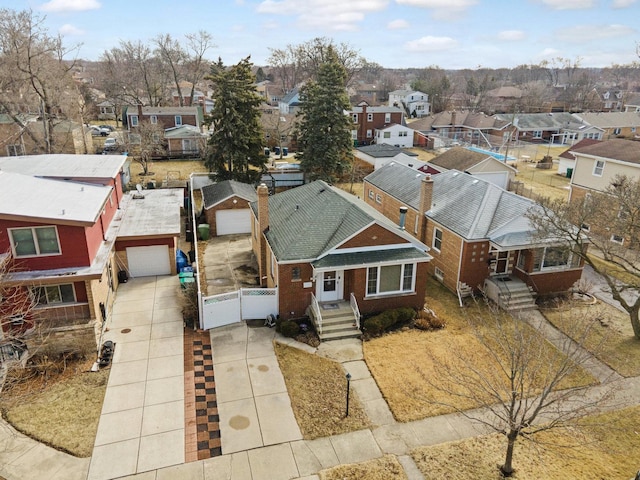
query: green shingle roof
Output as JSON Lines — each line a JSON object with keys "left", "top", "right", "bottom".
{"left": 312, "top": 247, "right": 430, "bottom": 269}
{"left": 252, "top": 181, "right": 428, "bottom": 262}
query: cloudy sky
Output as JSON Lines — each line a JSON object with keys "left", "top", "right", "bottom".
{"left": 3, "top": 0, "right": 639, "bottom": 69}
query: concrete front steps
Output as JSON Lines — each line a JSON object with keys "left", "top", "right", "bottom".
{"left": 310, "top": 301, "right": 361, "bottom": 342}
{"left": 501, "top": 282, "right": 537, "bottom": 311}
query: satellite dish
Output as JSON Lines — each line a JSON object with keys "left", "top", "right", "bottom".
{"left": 133, "top": 183, "right": 145, "bottom": 199}
{"left": 136, "top": 184, "right": 143, "bottom": 193}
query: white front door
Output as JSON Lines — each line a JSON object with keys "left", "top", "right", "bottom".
{"left": 317, "top": 270, "right": 343, "bottom": 302}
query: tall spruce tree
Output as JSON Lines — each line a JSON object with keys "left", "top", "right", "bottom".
{"left": 205, "top": 56, "right": 265, "bottom": 183}
{"left": 296, "top": 46, "right": 353, "bottom": 183}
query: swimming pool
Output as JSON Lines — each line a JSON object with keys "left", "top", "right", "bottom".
{"left": 466, "top": 146, "right": 516, "bottom": 162}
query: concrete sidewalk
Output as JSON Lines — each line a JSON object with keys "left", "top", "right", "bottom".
{"left": 88, "top": 275, "right": 185, "bottom": 480}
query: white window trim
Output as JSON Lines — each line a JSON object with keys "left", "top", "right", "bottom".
{"left": 366, "top": 263, "right": 416, "bottom": 297}
{"left": 533, "top": 130, "right": 542, "bottom": 139}
{"left": 593, "top": 159, "right": 605, "bottom": 177}
{"left": 367, "top": 113, "right": 373, "bottom": 122}
{"left": 375, "top": 193, "right": 382, "bottom": 204}
{"left": 433, "top": 228, "right": 443, "bottom": 252}
{"left": 368, "top": 189, "right": 374, "bottom": 199}
{"left": 150, "top": 115, "right": 158, "bottom": 124}
{"left": 130, "top": 115, "right": 139, "bottom": 127}
{"left": 8, "top": 226, "right": 61, "bottom": 258}
{"left": 610, "top": 234, "right": 624, "bottom": 245}
{"left": 434, "top": 267, "right": 444, "bottom": 281}
{"left": 366, "top": 129, "right": 372, "bottom": 138}
{"left": 385, "top": 113, "right": 391, "bottom": 123}
{"left": 175, "top": 115, "right": 182, "bottom": 126}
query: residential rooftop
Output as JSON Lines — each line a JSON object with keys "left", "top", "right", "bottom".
{"left": 118, "top": 188, "right": 182, "bottom": 238}
{"left": 0, "top": 154, "right": 127, "bottom": 180}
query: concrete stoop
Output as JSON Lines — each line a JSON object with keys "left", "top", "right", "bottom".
{"left": 309, "top": 302, "right": 362, "bottom": 342}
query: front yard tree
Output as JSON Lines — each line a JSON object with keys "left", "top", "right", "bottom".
{"left": 421, "top": 302, "right": 612, "bottom": 477}
{"left": 296, "top": 46, "right": 353, "bottom": 183}
{"left": 205, "top": 57, "right": 265, "bottom": 183}
{"left": 528, "top": 174, "right": 640, "bottom": 339}
{"left": 127, "top": 121, "right": 166, "bottom": 177}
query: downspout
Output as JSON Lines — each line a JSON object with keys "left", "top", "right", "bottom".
{"left": 456, "top": 239, "right": 464, "bottom": 307}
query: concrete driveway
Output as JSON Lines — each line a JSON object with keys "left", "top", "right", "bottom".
{"left": 201, "top": 234, "right": 259, "bottom": 296}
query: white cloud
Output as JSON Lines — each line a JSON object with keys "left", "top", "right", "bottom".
{"left": 612, "top": 0, "right": 637, "bottom": 7}
{"left": 537, "top": 0, "right": 595, "bottom": 10}
{"left": 395, "top": 0, "right": 477, "bottom": 20}
{"left": 257, "top": 0, "right": 388, "bottom": 29}
{"left": 40, "top": 0, "right": 101, "bottom": 12}
{"left": 497, "top": 30, "right": 525, "bottom": 41}
{"left": 59, "top": 24, "right": 84, "bottom": 35}
{"left": 388, "top": 19, "right": 410, "bottom": 29}
{"left": 555, "top": 24, "right": 636, "bottom": 43}
{"left": 405, "top": 35, "right": 458, "bottom": 52}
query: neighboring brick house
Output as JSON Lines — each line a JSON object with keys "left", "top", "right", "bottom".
{"left": 429, "top": 147, "right": 517, "bottom": 190}
{"left": 124, "top": 105, "right": 204, "bottom": 131}
{"left": 0, "top": 154, "right": 181, "bottom": 361}
{"left": 408, "top": 111, "right": 508, "bottom": 149}
{"left": 350, "top": 102, "right": 404, "bottom": 146}
{"left": 250, "top": 181, "right": 432, "bottom": 325}
{"left": 573, "top": 112, "right": 640, "bottom": 140}
{"left": 201, "top": 180, "right": 257, "bottom": 237}
{"left": 364, "top": 163, "right": 585, "bottom": 308}
{"left": 568, "top": 139, "right": 640, "bottom": 246}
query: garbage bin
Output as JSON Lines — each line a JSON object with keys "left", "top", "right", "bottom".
{"left": 282, "top": 147, "right": 288, "bottom": 156}
{"left": 274, "top": 146, "right": 280, "bottom": 156}
{"left": 566, "top": 168, "right": 573, "bottom": 178}
{"left": 197, "top": 224, "right": 210, "bottom": 241}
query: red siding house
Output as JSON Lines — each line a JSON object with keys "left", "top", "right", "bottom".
{"left": 0, "top": 155, "right": 181, "bottom": 362}
{"left": 250, "top": 181, "right": 432, "bottom": 340}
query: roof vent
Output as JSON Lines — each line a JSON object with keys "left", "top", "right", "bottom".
{"left": 452, "top": 172, "right": 459, "bottom": 176}
{"left": 472, "top": 179, "right": 479, "bottom": 184}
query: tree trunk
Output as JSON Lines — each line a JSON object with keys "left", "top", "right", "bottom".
{"left": 501, "top": 430, "right": 518, "bottom": 477}
{"left": 631, "top": 304, "right": 640, "bottom": 340}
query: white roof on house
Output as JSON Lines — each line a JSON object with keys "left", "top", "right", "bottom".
{"left": 0, "top": 154, "right": 127, "bottom": 180}
{"left": 117, "top": 188, "right": 182, "bottom": 238}
{"left": 0, "top": 171, "right": 112, "bottom": 225}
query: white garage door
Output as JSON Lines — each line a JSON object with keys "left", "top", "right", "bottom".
{"left": 215, "top": 209, "right": 251, "bottom": 235}
{"left": 126, "top": 245, "right": 171, "bottom": 277}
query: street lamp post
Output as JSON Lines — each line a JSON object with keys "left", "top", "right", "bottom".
{"left": 345, "top": 373, "right": 352, "bottom": 417}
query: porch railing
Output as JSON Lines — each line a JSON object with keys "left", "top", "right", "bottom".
{"left": 310, "top": 293, "right": 323, "bottom": 334}
{"left": 350, "top": 293, "right": 361, "bottom": 330}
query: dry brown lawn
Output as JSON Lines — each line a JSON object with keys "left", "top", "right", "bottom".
{"left": 411, "top": 405, "right": 640, "bottom": 479}
{"left": 0, "top": 359, "right": 108, "bottom": 457}
{"left": 512, "top": 160, "right": 570, "bottom": 202}
{"left": 319, "top": 454, "right": 407, "bottom": 480}
{"left": 274, "top": 343, "right": 369, "bottom": 439}
{"left": 542, "top": 300, "right": 640, "bottom": 377}
{"left": 364, "top": 278, "right": 595, "bottom": 422}
{"left": 128, "top": 159, "right": 208, "bottom": 187}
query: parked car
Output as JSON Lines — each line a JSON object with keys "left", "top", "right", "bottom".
{"left": 90, "top": 125, "right": 110, "bottom": 137}
{"left": 99, "top": 125, "right": 115, "bottom": 132}
{"left": 103, "top": 138, "right": 119, "bottom": 151}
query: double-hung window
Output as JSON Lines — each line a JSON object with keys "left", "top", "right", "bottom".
{"left": 175, "top": 115, "right": 182, "bottom": 126}
{"left": 9, "top": 226, "right": 60, "bottom": 257}
{"left": 433, "top": 228, "right": 443, "bottom": 252}
{"left": 593, "top": 160, "right": 605, "bottom": 176}
{"left": 366, "top": 263, "right": 415, "bottom": 295}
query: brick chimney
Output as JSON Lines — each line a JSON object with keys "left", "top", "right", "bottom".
{"left": 450, "top": 110, "right": 456, "bottom": 126}
{"left": 256, "top": 183, "right": 270, "bottom": 286}
{"left": 420, "top": 174, "right": 433, "bottom": 213}
{"left": 257, "top": 183, "right": 269, "bottom": 231}
{"left": 137, "top": 103, "right": 143, "bottom": 118}
{"left": 418, "top": 174, "right": 433, "bottom": 244}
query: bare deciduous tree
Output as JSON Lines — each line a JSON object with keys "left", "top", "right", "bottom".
{"left": 528, "top": 175, "right": 640, "bottom": 338}
{"left": 420, "top": 300, "right": 613, "bottom": 476}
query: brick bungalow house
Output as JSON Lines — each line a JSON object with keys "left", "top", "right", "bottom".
{"left": 250, "top": 181, "right": 432, "bottom": 338}
{"left": 364, "top": 163, "right": 585, "bottom": 308}
{"left": 201, "top": 180, "right": 257, "bottom": 237}
{"left": 0, "top": 155, "right": 181, "bottom": 362}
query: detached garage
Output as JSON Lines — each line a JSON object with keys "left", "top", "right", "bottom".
{"left": 115, "top": 189, "right": 183, "bottom": 278}
{"left": 201, "top": 180, "right": 257, "bottom": 237}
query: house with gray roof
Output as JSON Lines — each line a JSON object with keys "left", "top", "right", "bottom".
{"left": 572, "top": 112, "right": 640, "bottom": 139}
{"left": 429, "top": 147, "right": 517, "bottom": 190}
{"left": 201, "top": 180, "right": 258, "bottom": 236}
{"left": 250, "top": 181, "right": 432, "bottom": 340}
{"left": 364, "top": 163, "right": 585, "bottom": 308}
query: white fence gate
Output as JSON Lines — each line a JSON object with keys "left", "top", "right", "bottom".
{"left": 201, "top": 288, "right": 278, "bottom": 330}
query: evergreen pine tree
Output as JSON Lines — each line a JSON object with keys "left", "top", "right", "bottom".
{"left": 296, "top": 46, "right": 353, "bottom": 182}
{"left": 205, "top": 57, "right": 265, "bottom": 183}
